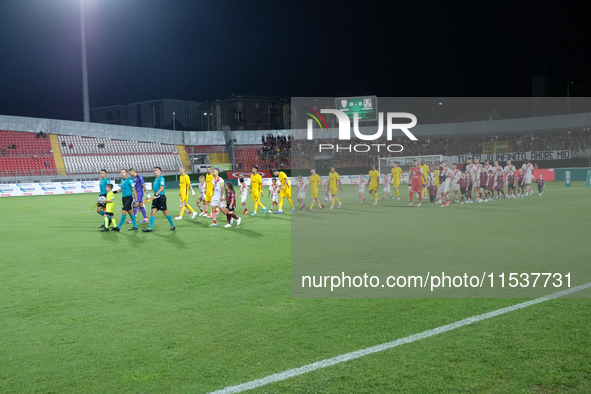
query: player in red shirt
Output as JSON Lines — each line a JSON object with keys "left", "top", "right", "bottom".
{"left": 408, "top": 160, "right": 424, "bottom": 207}
{"left": 506, "top": 170, "right": 516, "bottom": 198}
{"left": 495, "top": 168, "right": 506, "bottom": 199}
{"left": 465, "top": 173, "right": 474, "bottom": 202}
{"left": 534, "top": 174, "right": 545, "bottom": 196}
{"left": 222, "top": 183, "right": 241, "bottom": 227}
{"left": 428, "top": 180, "right": 438, "bottom": 206}
{"left": 478, "top": 167, "right": 488, "bottom": 202}
{"left": 486, "top": 170, "right": 495, "bottom": 201}
{"left": 517, "top": 169, "right": 526, "bottom": 197}
{"left": 458, "top": 172, "right": 468, "bottom": 204}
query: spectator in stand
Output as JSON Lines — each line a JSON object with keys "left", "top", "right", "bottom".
{"left": 534, "top": 163, "right": 539, "bottom": 169}
{"left": 69, "top": 143, "right": 73, "bottom": 149}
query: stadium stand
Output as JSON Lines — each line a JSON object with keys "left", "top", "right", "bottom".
{"left": 234, "top": 146, "right": 262, "bottom": 170}
{"left": 57, "top": 135, "right": 182, "bottom": 174}
{"left": 0, "top": 130, "right": 53, "bottom": 155}
{"left": 0, "top": 130, "right": 57, "bottom": 177}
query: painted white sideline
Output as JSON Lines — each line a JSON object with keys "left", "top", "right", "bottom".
{"left": 209, "top": 282, "right": 591, "bottom": 394}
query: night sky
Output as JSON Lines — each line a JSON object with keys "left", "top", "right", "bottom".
{"left": 0, "top": 0, "right": 589, "bottom": 121}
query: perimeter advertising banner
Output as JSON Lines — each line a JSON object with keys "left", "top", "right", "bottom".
{"left": 0, "top": 181, "right": 153, "bottom": 197}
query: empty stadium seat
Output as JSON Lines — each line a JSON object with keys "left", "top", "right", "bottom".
{"left": 58, "top": 135, "right": 182, "bottom": 174}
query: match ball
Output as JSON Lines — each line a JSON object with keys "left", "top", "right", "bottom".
{"left": 98, "top": 196, "right": 106, "bottom": 203}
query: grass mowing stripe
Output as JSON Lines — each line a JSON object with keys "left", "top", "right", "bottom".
{"left": 209, "top": 281, "right": 591, "bottom": 394}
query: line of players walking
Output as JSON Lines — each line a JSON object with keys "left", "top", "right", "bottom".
{"left": 94, "top": 165, "right": 294, "bottom": 232}
{"left": 402, "top": 158, "right": 544, "bottom": 207}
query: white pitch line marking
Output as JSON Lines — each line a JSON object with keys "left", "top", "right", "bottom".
{"left": 209, "top": 282, "right": 591, "bottom": 394}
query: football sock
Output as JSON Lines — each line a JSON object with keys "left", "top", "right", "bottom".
{"left": 99, "top": 211, "right": 105, "bottom": 216}
{"left": 104, "top": 216, "right": 109, "bottom": 227}
{"left": 179, "top": 209, "right": 184, "bottom": 218}
{"left": 131, "top": 214, "right": 137, "bottom": 227}
{"left": 166, "top": 214, "right": 174, "bottom": 226}
{"left": 140, "top": 206, "right": 147, "bottom": 218}
{"left": 395, "top": 189, "right": 400, "bottom": 197}
{"left": 409, "top": 192, "right": 413, "bottom": 203}
{"left": 149, "top": 216, "right": 155, "bottom": 229}
{"left": 374, "top": 193, "right": 378, "bottom": 203}
{"left": 278, "top": 197, "right": 283, "bottom": 210}
{"left": 288, "top": 198, "right": 294, "bottom": 209}
{"left": 186, "top": 204, "right": 195, "bottom": 213}
{"left": 117, "top": 214, "right": 126, "bottom": 228}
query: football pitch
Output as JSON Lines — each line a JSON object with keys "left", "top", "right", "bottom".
{"left": 0, "top": 181, "right": 590, "bottom": 393}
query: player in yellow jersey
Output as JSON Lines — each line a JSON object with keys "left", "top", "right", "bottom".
{"left": 249, "top": 165, "right": 267, "bottom": 216}
{"left": 307, "top": 168, "right": 324, "bottom": 210}
{"left": 390, "top": 161, "right": 403, "bottom": 201}
{"left": 100, "top": 183, "right": 118, "bottom": 232}
{"left": 368, "top": 164, "right": 380, "bottom": 205}
{"left": 205, "top": 166, "right": 214, "bottom": 217}
{"left": 421, "top": 160, "right": 430, "bottom": 197}
{"left": 432, "top": 166, "right": 441, "bottom": 204}
{"left": 324, "top": 166, "right": 342, "bottom": 209}
{"left": 272, "top": 168, "right": 294, "bottom": 214}
{"left": 175, "top": 166, "right": 197, "bottom": 220}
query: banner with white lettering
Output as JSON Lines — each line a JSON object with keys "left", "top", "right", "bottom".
{"left": 0, "top": 181, "right": 153, "bottom": 197}
{"left": 449, "top": 150, "right": 571, "bottom": 164}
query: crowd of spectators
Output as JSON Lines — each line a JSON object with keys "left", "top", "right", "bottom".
{"left": 291, "top": 130, "right": 591, "bottom": 167}
{"left": 258, "top": 134, "right": 291, "bottom": 169}
{"left": 260, "top": 134, "right": 291, "bottom": 159}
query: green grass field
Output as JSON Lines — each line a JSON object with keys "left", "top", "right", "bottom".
{"left": 0, "top": 181, "right": 589, "bottom": 393}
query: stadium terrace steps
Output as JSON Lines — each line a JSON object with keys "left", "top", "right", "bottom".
{"left": 0, "top": 130, "right": 57, "bottom": 176}
{"left": 208, "top": 152, "right": 231, "bottom": 164}
{"left": 57, "top": 135, "right": 183, "bottom": 174}
{"left": 176, "top": 145, "right": 192, "bottom": 170}
{"left": 234, "top": 148, "right": 262, "bottom": 170}
{"left": 49, "top": 134, "right": 67, "bottom": 175}
{"left": 0, "top": 130, "right": 53, "bottom": 155}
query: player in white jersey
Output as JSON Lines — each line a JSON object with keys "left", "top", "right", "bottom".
{"left": 522, "top": 159, "right": 534, "bottom": 195}
{"left": 296, "top": 175, "right": 307, "bottom": 210}
{"left": 465, "top": 158, "right": 477, "bottom": 201}
{"left": 492, "top": 160, "right": 503, "bottom": 175}
{"left": 209, "top": 168, "right": 225, "bottom": 227}
{"left": 382, "top": 174, "right": 393, "bottom": 200}
{"left": 473, "top": 158, "right": 483, "bottom": 201}
{"left": 451, "top": 163, "right": 461, "bottom": 202}
{"left": 503, "top": 160, "right": 516, "bottom": 187}
{"left": 268, "top": 178, "right": 279, "bottom": 213}
{"left": 438, "top": 162, "right": 453, "bottom": 207}
{"left": 239, "top": 177, "right": 249, "bottom": 215}
{"left": 322, "top": 180, "right": 332, "bottom": 208}
{"left": 483, "top": 160, "right": 493, "bottom": 176}
{"left": 354, "top": 174, "right": 368, "bottom": 204}
{"left": 196, "top": 175, "right": 207, "bottom": 216}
